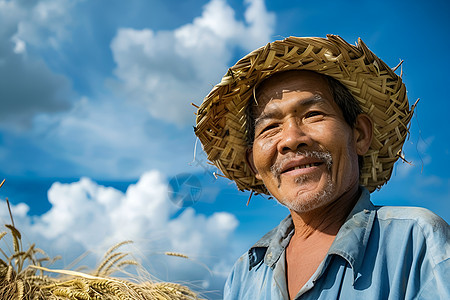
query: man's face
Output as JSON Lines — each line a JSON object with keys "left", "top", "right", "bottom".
{"left": 248, "top": 71, "right": 363, "bottom": 213}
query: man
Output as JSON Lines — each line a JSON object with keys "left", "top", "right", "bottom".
{"left": 194, "top": 35, "right": 449, "bottom": 299}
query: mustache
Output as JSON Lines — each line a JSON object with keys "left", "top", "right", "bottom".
{"left": 270, "top": 150, "right": 333, "bottom": 177}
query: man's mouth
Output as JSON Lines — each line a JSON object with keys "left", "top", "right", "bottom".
{"left": 271, "top": 150, "right": 333, "bottom": 178}
{"left": 270, "top": 150, "right": 333, "bottom": 188}
{"left": 283, "top": 162, "right": 323, "bottom": 173}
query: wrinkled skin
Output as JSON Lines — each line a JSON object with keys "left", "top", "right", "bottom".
{"left": 247, "top": 70, "right": 373, "bottom": 214}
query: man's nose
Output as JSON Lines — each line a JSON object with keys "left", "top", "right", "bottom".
{"left": 277, "top": 118, "right": 313, "bottom": 154}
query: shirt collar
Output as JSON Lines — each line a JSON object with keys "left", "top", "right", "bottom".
{"left": 248, "top": 214, "right": 294, "bottom": 270}
{"left": 327, "top": 187, "right": 376, "bottom": 282}
{"left": 248, "top": 186, "right": 376, "bottom": 281}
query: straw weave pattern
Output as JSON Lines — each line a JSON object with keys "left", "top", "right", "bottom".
{"left": 195, "top": 35, "right": 414, "bottom": 194}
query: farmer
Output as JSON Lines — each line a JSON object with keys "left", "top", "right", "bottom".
{"left": 194, "top": 35, "right": 449, "bottom": 299}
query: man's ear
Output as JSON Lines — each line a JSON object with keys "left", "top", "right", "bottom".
{"left": 246, "top": 148, "right": 262, "bottom": 180}
{"left": 353, "top": 114, "right": 373, "bottom": 156}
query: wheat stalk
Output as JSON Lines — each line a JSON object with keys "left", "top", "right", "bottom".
{"left": 0, "top": 180, "right": 203, "bottom": 299}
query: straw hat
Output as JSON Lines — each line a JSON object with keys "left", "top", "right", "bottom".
{"left": 194, "top": 35, "right": 414, "bottom": 194}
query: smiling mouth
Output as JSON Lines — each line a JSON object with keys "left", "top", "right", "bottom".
{"left": 283, "top": 162, "right": 323, "bottom": 173}
{"left": 271, "top": 151, "right": 333, "bottom": 187}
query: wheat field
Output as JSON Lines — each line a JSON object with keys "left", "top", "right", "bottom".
{"left": 0, "top": 180, "right": 203, "bottom": 300}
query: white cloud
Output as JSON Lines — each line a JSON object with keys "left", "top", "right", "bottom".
{"left": 0, "top": 170, "right": 239, "bottom": 295}
{"left": 0, "top": 0, "right": 75, "bottom": 129}
{"left": 12, "top": 36, "right": 26, "bottom": 54}
{"left": 110, "top": 0, "right": 275, "bottom": 125}
{"left": 13, "top": 0, "right": 78, "bottom": 49}
{"left": 241, "top": 0, "right": 277, "bottom": 49}
{"left": 0, "top": 0, "right": 276, "bottom": 179}
{"left": 27, "top": 95, "right": 198, "bottom": 179}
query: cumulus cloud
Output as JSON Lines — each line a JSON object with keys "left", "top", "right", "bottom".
{"left": 1, "top": 0, "right": 276, "bottom": 178}
{"left": 110, "top": 0, "right": 275, "bottom": 125}
{"left": 0, "top": 0, "right": 75, "bottom": 129}
{"left": 9, "top": 0, "right": 78, "bottom": 49}
{"left": 25, "top": 95, "right": 198, "bottom": 179}
{"left": 0, "top": 53, "right": 73, "bottom": 128}
{"left": 0, "top": 170, "right": 239, "bottom": 295}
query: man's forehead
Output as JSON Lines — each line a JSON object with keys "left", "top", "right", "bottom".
{"left": 253, "top": 70, "right": 332, "bottom": 112}
{"left": 255, "top": 70, "right": 331, "bottom": 102}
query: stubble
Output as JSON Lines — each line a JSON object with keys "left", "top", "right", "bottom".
{"left": 270, "top": 150, "right": 335, "bottom": 213}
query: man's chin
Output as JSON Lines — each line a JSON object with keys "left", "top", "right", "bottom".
{"left": 277, "top": 180, "right": 335, "bottom": 213}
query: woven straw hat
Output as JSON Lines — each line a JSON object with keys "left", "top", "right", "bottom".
{"left": 194, "top": 35, "right": 414, "bottom": 194}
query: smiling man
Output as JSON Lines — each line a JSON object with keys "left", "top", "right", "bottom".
{"left": 194, "top": 35, "right": 449, "bottom": 299}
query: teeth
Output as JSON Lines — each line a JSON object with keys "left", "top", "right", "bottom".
{"left": 293, "top": 163, "right": 315, "bottom": 170}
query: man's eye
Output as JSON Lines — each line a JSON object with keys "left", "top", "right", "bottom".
{"left": 257, "top": 124, "right": 278, "bottom": 135}
{"left": 305, "top": 111, "right": 322, "bottom": 118}
{"left": 263, "top": 124, "right": 277, "bottom": 131}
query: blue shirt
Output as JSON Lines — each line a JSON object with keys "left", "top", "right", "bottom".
{"left": 224, "top": 188, "right": 450, "bottom": 299}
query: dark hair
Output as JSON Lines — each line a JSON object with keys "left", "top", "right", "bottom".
{"left": 245, "top": 72, "right": 364, "bottom": 169}
{"left": 324, "top": 76, "right": 362, "bottom": 128}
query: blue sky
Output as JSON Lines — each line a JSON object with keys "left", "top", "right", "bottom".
{"left": 0, "top": 0, "right": 449, "bottom": 298}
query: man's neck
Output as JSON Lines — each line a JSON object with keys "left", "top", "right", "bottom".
{"left": 289, "top": 184, "right": 361, "bottom": 239}
{"left": 285, "top": 184, "right": 361, "bottom": 299}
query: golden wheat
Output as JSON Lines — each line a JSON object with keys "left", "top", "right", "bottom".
{"left": 164, "top": 252, "right": 189, "bottom": 259}
{"left": 0, "top": 181, "right": 203, "bottom": 300}
{"left": 0, "top": 225, "right": 202, "bottom": 299}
